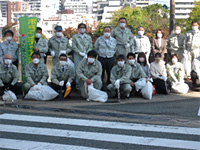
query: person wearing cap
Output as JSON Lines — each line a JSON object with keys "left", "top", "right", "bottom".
{"left": 77, "top": 50, "right": 102, "bottom": 98}
{"left": 0, "top": 54, "right": 20, "bottom": 95}
{"left": 95, "top": 26, "right": 116, "bottom": 85}
{"left": 48, "top": 25, "right": 71, "bottom": 66}
{"left": 167, "top": 26, "right": 186, "bottom": 61}
{"left": 107, "top": 54, "right": 132, "bottom": 99}
{"left": 111, "top": 17, "right": 133, "bottom": 59}
{"left": 150, "top": 53, "right": 168, "bottom": 94}
{"left": 51, "top": 54, "right": 74, "bottom": 93}
{"left": 24, "top": 52, "right": 49, "bottom": 93}
{"left": 72, "top": 23, "right": 92, "bottom": 91}
{"left": 132, "top": 26, "right": 151, "bottom": 62}
{"left": 33, "top": 27, "right": 48, "bottom": 64}
{"left": 0, "top": 30, "right": 20, "bottom": 68}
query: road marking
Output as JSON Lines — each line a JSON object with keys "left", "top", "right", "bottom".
{"left": 0, "top": 113, "right": 199, "bottom": 135}
{"left": 198, "top": 107, "right": 200, "bottom": 116}
{"left": 0, "top": 138, "right": 107, "bottom": 150}
{"left": 0, "top": 124, "right": 199, "bottom": 150}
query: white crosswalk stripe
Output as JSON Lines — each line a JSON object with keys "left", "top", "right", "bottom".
{"left": 0, "top": 113, "right": 200, "bottom": 150}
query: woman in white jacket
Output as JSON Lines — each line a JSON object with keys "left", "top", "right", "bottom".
{"left": 166, "top": 54, "right": 189, "bottom": 94}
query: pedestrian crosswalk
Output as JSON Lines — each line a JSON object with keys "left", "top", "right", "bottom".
{"left": 0, "top": 113, "right": 199, "bottom": 150}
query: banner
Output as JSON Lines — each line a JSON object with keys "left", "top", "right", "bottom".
{"left": 19, "top": 16, "right": 38, "bottom": 83}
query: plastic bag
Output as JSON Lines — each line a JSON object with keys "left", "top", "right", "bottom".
{"left": 134, "top": 78, "right": 146, "bottom": 92}
{"left": 181, "top": 52, "right": 191, "bottom": 76}
{"left": 171, "top": 82, "right": 189, "bottom": 94}
{"left": 2, "top": 90, "right": 17, "bottom": 101}
{"left": 24, "top": 85, "right": 58, "bottom": 100}
{"left": 141, "top": 81, "right": 154, "bottom": 100}
{"left": 87, "top": 85, "right": 108, "bottom": 103}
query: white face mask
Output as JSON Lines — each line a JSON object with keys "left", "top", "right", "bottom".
{"left": 56, "top": 32, "right": 63, "bottom": 37}
{"left": 155, "top": 57, "right": 161, "bottom": 62}
{"left": 117, "top": 61, "right": 125, "bottom": 67}
{"left": 104, "top": 32, "right": 111, "bottom": 38}
{"left": 172, "top": 58, "right": 178, "bottom": 64}
{"left": 6, "top": 36, "right": 12, "bottom": 41}
{"left": 157, "top": 34, "right": 162, "bottom": 38}
{"left": 4, "top": 59, "right": 12, "bottom": 65}
{"left": 138, "top": 31, "right": 144, "bottom": 36}
{"left": 175, "top": 30, "right": 181, "bottom": 34}
{"left": 192, "top": 26, "right": 199, "bottom": 31}
{"left": 119, "top": 23, "right": 126, "bottom": 28}
{"left": 139, "top": 57, "right": 145, "bottom": 62}
{"left": 128, "top": 59, "right": 135, "bottom": 65}
{"left": 79, "top": 28, "right": 86, "bottom": 34}
{"left": 32, "top": 58, "right": 40, "bottom": 64}
{"left": 88, "top": 58, "right": 95, "bottom": 64}
{"left": 59, "top": 61, "right": 67, "bottom": 66}
{"left": 35, "top": 33, "right": 41, "bottom": 38}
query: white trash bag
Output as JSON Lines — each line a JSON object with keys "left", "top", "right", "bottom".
{"left": 2, "top": 90, "right": 17, "bottom": 101}
{"left": 24, "top": 85, "right": 58, "bottom": 101}
{"left": 141, "top": 81, "right": 154, "bottom": 100}
{"left": 87, "top": 84, "right": 108, "bottom": 103}
{"left": 134, "top": 78, "right": 146, "bottom": 92}
{"left": 181, "top": 51, "right": 191, "bottom": 76}
{"left": 172, "top": 82, "right": 189, "bottom": 94}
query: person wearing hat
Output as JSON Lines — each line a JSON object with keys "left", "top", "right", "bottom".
{"left": 107, "top": 54, "right": 132, "bottom": 99}
{"left": 24, "top": 52, "right": 49, "bottom": 93}
{"left": 33, "top": 27, "right": 48, "bottom": 64}
{"left": 77, "top": 50, "right": 102, "bottom": 98}
{"left": 0, "top": 54, "right": 20, "bottom": 95}
{"left": 0, "top": 30, "right": 20, "bottom": 68}
{"left": 48, "top": 25, "right": 71, "bottom": 66}
{"left": 51, "top": 54, "right": 74, "bottom": 93}
{"left": 72, "top": 23, "right": 93, "bottom": 91}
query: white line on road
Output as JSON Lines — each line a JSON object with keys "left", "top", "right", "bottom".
{"left": 0, "top": 138, "right": 107, "bottom": 150}
{"left": 0, "top": 124, "right": 200, "bottom": 150}
{"left": 0, "top": 113, "right": 199, "bottom": 135}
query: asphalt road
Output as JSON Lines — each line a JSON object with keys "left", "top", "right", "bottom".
{"left": 0, "top": 91, "right": 200, "bottom": 150}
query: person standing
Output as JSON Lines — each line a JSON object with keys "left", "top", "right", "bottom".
{"left": 0, "top": 30, "right": 20, "bottom": 68}
{"left": 132, "top": 26, "right": 151, "bottom": 62}
{"left": 167, "top": 26, "right": 186, "bottom": 61}
{"left": 95, "top": 26, "right": 116, "bottom": 85}
{"left": 48, "top": 25, "right": 71, "bottom": 66}
{"left": 72, "top": 23, "right": 92, "bottom": 91}
{"left": 185, "top": 21, "right": 200, "bottom": 64}
{"left": 152, "top": 29, "right": 167, "bottom": 60}
{"left": 33, "top": 27, "right": 48, "bottom": 64}
{"left": 111, "top": 17, "right": 133, "bottom": 59}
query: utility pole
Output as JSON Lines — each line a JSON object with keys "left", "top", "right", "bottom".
{"left": 169, "top": 0, "right": 175, "bottom": 34}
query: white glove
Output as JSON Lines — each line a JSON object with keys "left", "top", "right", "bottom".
{"left": 51, "top": 51, "right": 55, "bottom": 57}
{"left": 159, "top": 76, "right": 167, "bottom": 81}
{"left": 59, "top": 80, "right": 64, "bottom": 86}
{"left": 125, "top": 43, "right": 130, "bottom": 48}
{"left": 59, "top": 50, "right": 66, "bottom": 56}
{"left": 37, "top": 82, "right": 42, "bottom": 86}
{"left": 79, "top": 52, "right": 86, "bottom": 57}
{"left": 66, "top": 82, "right": 71, "bottom": 87}
{"left": 114, "top": 79, "right": 120, "bottom": 89}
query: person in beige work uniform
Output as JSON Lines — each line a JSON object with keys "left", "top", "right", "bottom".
{"left": 167, "top": 26, "right": 186, "bottom": 61}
